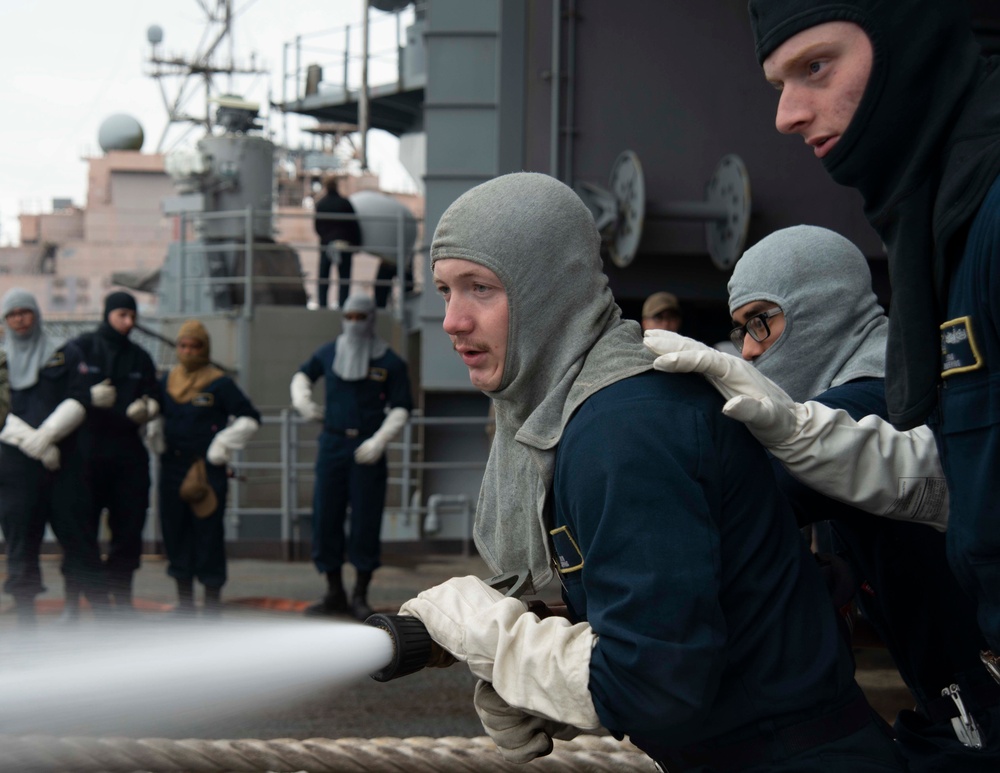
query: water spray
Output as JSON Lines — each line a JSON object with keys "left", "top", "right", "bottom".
{"left": 364, "top": 571, "right": 533, "bottom": 682}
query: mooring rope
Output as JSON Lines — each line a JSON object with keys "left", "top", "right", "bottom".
{"left": 0, "top": 734, "right": 657, "bottom": 772}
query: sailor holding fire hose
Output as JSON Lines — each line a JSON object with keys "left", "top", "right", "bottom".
{"left": 395, "top": 173, "right": 906, "bottom": 772}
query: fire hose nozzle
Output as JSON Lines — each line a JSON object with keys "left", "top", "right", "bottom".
{"left": 365, "top": 613, "right": 452, "bottom": 682}
{"left": 365, "top": 571, "right": 534, "bottom": 682}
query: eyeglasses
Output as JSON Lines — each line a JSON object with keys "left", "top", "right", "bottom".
{"left": 729, "top": 307, "right": 783, "bottom": 352}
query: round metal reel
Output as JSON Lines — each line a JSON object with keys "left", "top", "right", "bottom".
{"left": 608, "top": 150, "right": 646, "bottom": 268}
{"left": 705, "top": 154, "right": 751, "bottom": 270}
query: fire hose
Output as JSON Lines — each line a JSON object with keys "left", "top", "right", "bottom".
{"left": 0, "top": 734, "right": 653, "bottom": 772}
{"left": 0, "top": 573, "right": 651, "bottom": 771}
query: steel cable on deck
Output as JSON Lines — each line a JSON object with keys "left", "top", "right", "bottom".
{"left": 0, "top": 734, "right": 657, "bottom": 772}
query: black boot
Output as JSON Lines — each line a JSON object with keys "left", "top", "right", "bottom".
{"left": 174, "top": 578, "right": 196, "bottom": 616}
{"left": 304, "top": 570, "right": 349, "bottom": 617}
{"left": 350, "top": 570, "right": 374, "bottom": 621}
{"left": 203, "top": 585, "right": 223, "bottom": 618}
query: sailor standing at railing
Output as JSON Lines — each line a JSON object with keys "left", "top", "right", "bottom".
{"left": 147, "top": 320, "right": 260, "bottom": 617}
{"left": 292, "top": 293, "right": 413, "bottom": 621}
{"left": 0, "top": 288, "right": 109, "bottom": 624}
{"left": 72, "top": 291, "right": 161, "bottom": 615}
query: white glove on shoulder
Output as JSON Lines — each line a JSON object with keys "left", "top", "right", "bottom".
{"left": 474, "top": 680, "right": 580, "bottom": 763}
{"left": 207, "top": 416, "right": 259, "bottom": 466}
{"left": 290, "top": 372, "right": 323, "bottom": 422}
{"left": 644, "top": 330, "right": 796, "bottom": 443}
{"left": 0, "top": 414, "right": 60, "bottom": 470}
{"left": 90, "top": 379, "right": 116, "bottom": 409}
{"left": 644, "top": 330, "right": 949, "bottom": 531}
{"left": 126, "top": 396, "right": 160, "bottom": 424}
{"left": 145, "top": 416, "right": 166, "bottom": 456}
{"left": 354, "top": 407, "right": 409, "bottom": 464}
{"left": 399, "top": 576, "right": 601, "bottom": 729}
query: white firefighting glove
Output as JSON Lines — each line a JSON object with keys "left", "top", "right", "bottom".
{"left": 0, "top": 414, "right": 61, "bottom": 470}
{"left": 18, "top": 399, "right": 86, "bottom": 464}
{"left": 355, "top": 407, "right": 408, "bottom": 464}
{"left": 90, "top": 379, "right": 116, "bottom": 409}
{"left": 473, "top": 680, "right": 581, "bottom": 763}
{"left": 644, "top": 330, "right": 949, "bottom": 531}
{"left": 290, "top": 372, "right": 323, "bottom": 421}
{"left": 398, "top": 576, "right": 602, "bottom": 729}
{"left": 207, "top": 416, "right": 259, "bottom": 466}
{"left": 125, "top": 396, "right": 160, "bottom": 424}
{"left": 145, "top": 416, "right": 166, "bottom": 455}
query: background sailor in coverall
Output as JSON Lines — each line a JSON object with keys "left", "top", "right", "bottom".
{"left": 722, "top": 226, "right": 1000, "bottom": 769}
{"left": 0, "top": 288, "right": 107, "bottom": 624}
{"left": 74, "top": 291, "right": 161, "bottom": 613}
{"left": 313, "top": 175, "right": 362, "bottom": 309}
{"left": 398, "top": 173, "right": 904, "bottom": 772}
{"left": 148, "top": 320, "right": 259, "bottom": 615}
{"left": 291, "top": 293, "right": 412, "bottom": 621}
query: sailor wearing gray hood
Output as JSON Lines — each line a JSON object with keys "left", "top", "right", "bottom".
{"left": 0, "top": 288, "right": 108, "bottom": 624}
{"left": 292, "top": 293, "right": 413, "bottom": 621}
{"left": 694, "top": 224, "right": 999, "bottom": 769}
{"left": 397, "top": 173, "right": 903, "bottom": 772}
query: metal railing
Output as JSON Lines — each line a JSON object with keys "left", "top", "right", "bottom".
{"left": 280, "top": 4, "right": 422, "bottom": 107}
{"left": 171, "top": 206, "right": 421, "bottom": 324}
{"left": 143, "top": 409, "right": 490, "bottom": 559}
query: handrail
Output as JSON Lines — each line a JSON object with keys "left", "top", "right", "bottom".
{"left": 142, "top": 409, "right": 489, "bottom": 559}
{"left": 173, "top": 205, "right": 421, "bottom": 324}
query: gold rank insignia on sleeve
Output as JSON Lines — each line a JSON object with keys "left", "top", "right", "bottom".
{"left": 941, "top": 316, "right": 984, "bottom": 377}
{"left": 549, "top": 525, "right": 584, "bottom": 574}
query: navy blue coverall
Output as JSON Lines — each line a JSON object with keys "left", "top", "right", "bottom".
{"left": 74, "top": 332, "right": 160, "bottom": 598}
{"left": 777, "top": 377, "right": 1000, "bottom": 770}
{"left": 0, "top": 343, "right": 105, "bottom": 605}
{"left": 552, "top": 371, "right": 903, "bottom": 773}
{"left": 298, "top": 340, "right": 412, "bottom": 576}
{"left": 158, "top": 374, "right": 260, "bottom": 589}
{"left": 936, "top": 176, "right": 1000, "bottom": 656}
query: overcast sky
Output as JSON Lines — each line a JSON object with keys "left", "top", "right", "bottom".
{"left": 0, "top": 0, "right": 414, "bottom": 245}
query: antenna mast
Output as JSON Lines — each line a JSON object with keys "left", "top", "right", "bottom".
{"left": 146, "top": 0, "right": 268, "bottom": 152}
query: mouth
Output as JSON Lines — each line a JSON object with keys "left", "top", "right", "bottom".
{"left": 808, "top": 134, "right": 838, "bottom": 159}
{"left": 454, "top": 343, "right": 489, "bottom": 368}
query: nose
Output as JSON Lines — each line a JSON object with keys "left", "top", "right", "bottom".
{"left": 442, "top": 296, "right": 471, "bottom": 337}
{"left": 740, "top": 336, "right": 766, "bottom": 362}
{"left": 774, "top": 86, "right": 811, "bottom": 136}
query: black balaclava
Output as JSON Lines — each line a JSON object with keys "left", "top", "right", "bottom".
{"left": 748, "top": 0, "right": 1000, "bottom": 429}
{"left": 96, "top": 290, "right": 140, "bottom": 381}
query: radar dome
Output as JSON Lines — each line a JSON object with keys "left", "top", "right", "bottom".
{"left": 147, "top": 24, "right": 164, "bottom": 45}
{"left": 98, "top": 114, "right": 145, "bottom": 152}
